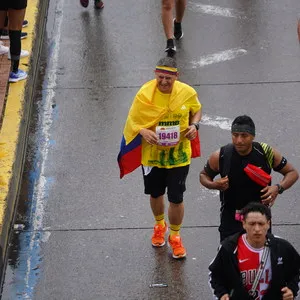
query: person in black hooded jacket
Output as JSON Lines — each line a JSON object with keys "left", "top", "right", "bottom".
{"left": 209, "top": 202, "right": 300, "bottom": 300}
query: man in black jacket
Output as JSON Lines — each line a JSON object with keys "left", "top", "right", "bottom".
{"left": 209, "top": 202, "right": 300, "bottom": 300}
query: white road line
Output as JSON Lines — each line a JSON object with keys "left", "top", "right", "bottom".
{"left": 200, "top": 114, "right": 232, "bottom": 131}
{"left": 31, "top": 1, "right": 63, "bottom": 230}
{"left": 190, "top": 48, "right": 247, "bottom": 68}
{"left": 188, "top": 2, "right": 246, "bottom": 19}
{"left": 24, "top": 0, "right": 64, "bottom": 294}
{"left": 31, "top": 0, "right": 64, "bottom": 230}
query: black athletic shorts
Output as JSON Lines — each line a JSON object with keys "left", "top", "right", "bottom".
{"left": 0, "top": 0, "right": 27, "bottom": 10}
{"left": 142, "top": 165, "right": 190, "bottom": 204}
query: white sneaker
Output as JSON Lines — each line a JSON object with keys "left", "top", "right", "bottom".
{"left": 8, "top": 49, "right": 29, "bottom": 59}
{"left": 0, "top": 43, "right": 9, "bottom": 55}
{"left": 9, "top": 69, "right": 28, "bottom": 83}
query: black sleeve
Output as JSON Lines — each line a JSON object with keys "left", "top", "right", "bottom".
{"left": 285, "top": 242, "right": 300, "bottom": 297}
{"left": 208, "top": 246, "right": 231, "bottom": 299}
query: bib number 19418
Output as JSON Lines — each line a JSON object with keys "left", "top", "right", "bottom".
{"left": 156, "top": 125, "right": 180, "bottom": 146}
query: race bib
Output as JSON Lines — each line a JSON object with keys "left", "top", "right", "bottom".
{"left": 156, "top": 125, "right": 180, "bottom": 146}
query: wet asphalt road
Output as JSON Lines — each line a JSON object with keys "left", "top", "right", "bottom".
{"left": 1, "top": 0, "right": 300, "bottom": 299}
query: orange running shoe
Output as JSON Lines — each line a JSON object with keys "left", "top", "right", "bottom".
{"left": 168, "top": 235, "right": 186, "bottom": 259}
{"left": 151, "top": 222, "right": 168, "bottom": 247}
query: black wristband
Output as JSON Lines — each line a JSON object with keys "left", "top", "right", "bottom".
{"left": 191, "top": 122, "right": 199, "bottom": 130}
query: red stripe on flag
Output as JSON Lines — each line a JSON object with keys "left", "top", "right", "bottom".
{"left": 118, "top": 145, "right": 142, "bottom": 178}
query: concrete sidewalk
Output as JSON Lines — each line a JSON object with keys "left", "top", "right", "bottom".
{"left": 0, "top": 0, "right": 49, "bottom": 284}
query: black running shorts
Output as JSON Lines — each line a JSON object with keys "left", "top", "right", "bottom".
{"left": 0, "top": 0, "right": 27, "bottom": 10}
{"left": 143, "top": 165, "right": 190, "bottom": 204}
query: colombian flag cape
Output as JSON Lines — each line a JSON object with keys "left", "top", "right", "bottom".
{"left": 118, "top": 79, "right": 201, "bottom": 178}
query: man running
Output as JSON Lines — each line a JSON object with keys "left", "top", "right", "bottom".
{"left": 200, "top": 115, "right": 298, "bottom": 242}
{"left": 209, "top": 202, "right": 300, "bottom": 300}
{"left": 118, "top": 57, "right": 202, "bottom": 259}
{"left": 162, "top": 0, "right": 186, "bottom": 55}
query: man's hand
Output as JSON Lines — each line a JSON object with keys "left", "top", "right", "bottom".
{"left": 260, "top": 185, "right": 279, "bottom": 207}
{"left": 282, "top": 287, "right": 294, "bottom": 300}
{"left": 220, "top": 294, "right": 230, "bottom": 300}
{"left": 140, "top": 128, "right": 158, "bottom": 145}
{"left": 214, "top": 176, "right": 229, "bottom": 191}
{"left": 184, "top": 125, "right": 197, "bottom": 140}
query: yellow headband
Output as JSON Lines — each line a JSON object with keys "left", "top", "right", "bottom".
{"left": 155, "top": 65, "right": 178, "bottom": 75}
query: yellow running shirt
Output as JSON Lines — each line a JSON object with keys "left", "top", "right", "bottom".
{"left": 141, "top": 87, "right": 201, "bottom": 168}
